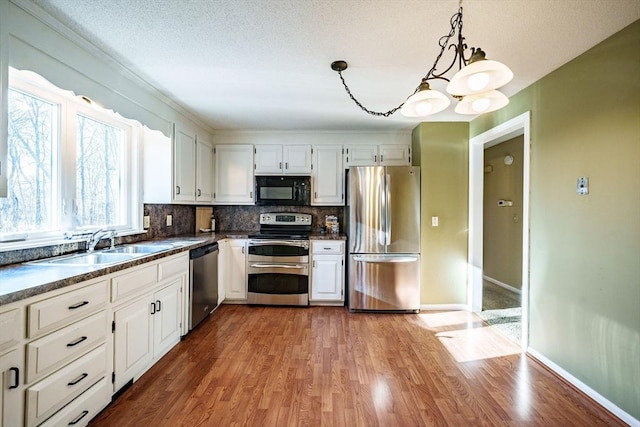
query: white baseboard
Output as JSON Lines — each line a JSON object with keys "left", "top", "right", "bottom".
{"left": 527, "top": 348, "right": 639, "bottom": 427}
{"left": 483, "top": 275, "right": 522, "bottom": 295}
{"left": 420, "top": 304, "right": 469, "bottom": 311}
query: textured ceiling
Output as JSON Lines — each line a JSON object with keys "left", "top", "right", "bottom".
{"left": 29, "top": 0, "right": 640, "bottom": 131}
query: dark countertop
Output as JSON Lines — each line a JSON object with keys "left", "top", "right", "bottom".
{"left": 0, "top": 231, "right": 346, "bottom": 306}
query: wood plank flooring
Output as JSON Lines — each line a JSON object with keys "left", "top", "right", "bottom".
{"left": 90, "top": 305, "right": 624, "bottom": 426}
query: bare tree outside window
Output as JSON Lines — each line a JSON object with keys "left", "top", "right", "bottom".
{"left": 0, "top": 89, "right": 55, "bottom": 234}
{"left": 76, "top": 114, "right": 124, "bottom": 228}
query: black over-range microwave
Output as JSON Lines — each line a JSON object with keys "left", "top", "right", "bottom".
{"left": 255, "top": 175, "right": 311, "bottom": 206}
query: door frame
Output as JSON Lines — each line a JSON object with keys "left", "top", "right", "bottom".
{"left": 468, "top": 111, "right": 531, "bottom": 350}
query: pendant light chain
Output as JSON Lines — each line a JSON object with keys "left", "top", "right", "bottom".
{"left": 335, "top": 69, "right": 407, "bottom": 117}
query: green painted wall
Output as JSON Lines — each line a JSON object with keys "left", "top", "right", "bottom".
{"left": 412, "top": 122, "right": 469, "bottom": 305}
{"left": 471, "top": 20, "right": 640, "bottom": 419}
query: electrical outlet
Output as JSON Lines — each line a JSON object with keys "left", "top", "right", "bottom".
{"left": 166, "top": 214, "right": 173, "bottom": 226}
{"left": 431, "top": 216, "right": 439, "bottom": 227}
{"left": 577, "top": 177, "right": 589, "bottom": 195}
{"left": 143, "top": 215, "right": 150, "bottom": 228}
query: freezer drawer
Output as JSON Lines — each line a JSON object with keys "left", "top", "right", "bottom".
{"left": 348, "top": 254, "right": 420, "bottom": 312}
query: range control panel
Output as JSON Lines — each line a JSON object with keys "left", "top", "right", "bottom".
{"left": 259, "top": 213, "right": 312, "bottom": 226}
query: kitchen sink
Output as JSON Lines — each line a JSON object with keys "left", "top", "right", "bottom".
{"left": 30, "top": 252, "right": 139, "bottom": 267}
{"left": 103, "top": 244, "right": 174, "bottom": 254}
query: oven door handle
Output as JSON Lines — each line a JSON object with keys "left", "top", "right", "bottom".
{"left": 250, "top": 264, "right": 307, "bottom": 269}
{"left": 248, "top": 240, "right": 309, "bottom": 248}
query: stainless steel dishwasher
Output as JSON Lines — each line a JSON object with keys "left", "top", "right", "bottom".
{"left": 189, "top": 242, "right": 219, "bottom": 330}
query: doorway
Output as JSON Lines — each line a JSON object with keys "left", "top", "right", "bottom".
{"left": 468, "top": 112, "right": 530, "bottom": 350}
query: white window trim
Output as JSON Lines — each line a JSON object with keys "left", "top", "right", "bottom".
{"left": 1, "top": 68, "right": 144, "bottom": 248}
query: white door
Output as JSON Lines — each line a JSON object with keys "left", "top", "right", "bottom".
{"left": 173, "top": 125, "right": 196, "bottom": 202}
{"left": 0, "top": 348, "right": 23, "bottom": 427}
{"left": 196, "top": 139, "right": 214, "bottom": 202}
{"left": 379, "top": 145, "right": 410, "bottom": 166}
{"left": 153, "top": 280, "right": 182, "bottom": 359}
{"left": 214, "top": 145, "right": 254, "bottom": 204}
{"left": 311, "top": 256, "right": 344, "bottom": 301}
{"left": 225, "top": 240, "right": 247, "bottom": 300}
{"left": 113, "top": 296, "right": 153, "bottom": 391}
{"left": 312, "top": 145, "right": 343, "bottom": 205}
{"left": 344, "top": 145, "right": 378, "bottom": 167}
{"left": 284, "top": 145, "right": 312, "bottom": 174}
{"left": 254, "top": 145, "right": 283, "bottom": 174}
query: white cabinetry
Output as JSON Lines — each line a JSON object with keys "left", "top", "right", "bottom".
{"left": 143, "top": 124, "right": 213, "bottom": 204}
{"left": 23, "top": 280, "right": 110, "bottom": 427}
{"left": 254, "top": 145, "right": 311, "bottom": 175}
{"left": 220, "top": 239, "right": 247, "bottom": 301}
{"left": 214, "top": 145, "right": 254, "bottom": 204}
{"left": 311, "top": 145, "right": 344, "bottom": 206}
{"left": 111, "top": 253, "right": 187, "bottom": 392}
{"left": 1, "top": 305, "right": 23, "bottom": 427}
{"left": 344, "top": 144, "right": 411, "bottom": 167}
{"left": 310, "top": 240, "right": 345, "bottom": 305}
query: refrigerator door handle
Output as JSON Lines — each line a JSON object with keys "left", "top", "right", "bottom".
{"left": 385, "top": 172, "right": 391, "bottom": 246}
{"left": 352, "top": 255, "right": 419, "bottom": 263}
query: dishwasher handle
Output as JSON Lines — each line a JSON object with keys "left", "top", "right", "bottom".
{"left": 190, "top": 242, "right": 219, "bottom": 259}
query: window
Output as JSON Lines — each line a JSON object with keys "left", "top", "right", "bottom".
{"left": 0, "top": 69, "right": 141, "bottom": 242}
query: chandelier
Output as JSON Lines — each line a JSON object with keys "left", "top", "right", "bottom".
{"left": 330, "top": 5, "right": 513, "bottom": 118}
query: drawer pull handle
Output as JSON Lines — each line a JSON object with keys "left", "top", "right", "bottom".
{"left": 67, "top": 336, "right": 88, "bottom": 347}
{"left": 67, "top": 373, "right": 88, "bottom": 386}
{"left": 8, "top": 367, "right": 19, "bottom": 389}
{"left": 68, "top": 301, "right": 89, "bottom": 310}
{"left": 68, "top": 410, "right": 89, "bottom": 425}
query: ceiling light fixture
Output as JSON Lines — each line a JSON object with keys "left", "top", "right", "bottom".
{"left": 330, "top": 3, "right": 513, "bottom": 118}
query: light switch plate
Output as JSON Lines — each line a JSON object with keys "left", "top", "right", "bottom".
{"left": 143, "top": 215, "right": 150, "bottom": 228}
{"left": 577, "top": 177, "right": 589, "bottom": 195}
{"left": 166, "top": 214, "right": 173, "bottom": 226}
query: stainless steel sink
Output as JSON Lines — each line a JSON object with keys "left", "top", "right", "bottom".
{"left": 103, "top": 244, "right": 174, "bottom": 254}
{"left": 31, "top": 252, "right": 138, "bottom": 267}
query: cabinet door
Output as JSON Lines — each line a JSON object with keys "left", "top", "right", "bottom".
{"left": 113, "top": 296, "right": 153, "bottom": 391}
{"left": 196, "top": 139, "right": 214, "bottom": 202}
{"left": 214, "top": 145, "right": 254, "bottom": 204}
{"left": 311, "top": 255, "right": 344, "bottom": 301}
{"left": 284, "top": 145, "right": 312, "bottom": 174}
{"left": 225, "top": 240, "right": 247, "bottom": 300}
{"left": 174, "top": 125, "right": 197, "bottom": 202}
{"left": 1, "top": 348, "right": 23, "bottom": 427}
{"left": 344, "top": 145, "right": 378, "bottom": 167}
{"left": 254, "top": 145, "right": 283, "bottom": 174}
{"left": 153, "top": 280, "right": 183, "bottom": 359}
{"left": 380, "top": 144, "right": 410, "bottom": 166}
{"left": 312, "top": 145, "right": 343, "bottom": 205}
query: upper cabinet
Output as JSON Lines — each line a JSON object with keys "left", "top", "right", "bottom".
{"left": 214, "top": 145, "right": 254, "bottom": 205}
{"left": 344, "top": 144, "right": 411, "bottom": 167}
{"left": 174, "top": 125, "right": 214, "bottom": 203}
{"left": 254, "top": 144, "right": 312, "bottom": 175}
{"left": 311, "top": 145, "right": 344, "bottom": 206}
{"left": 143, "top": 124, "right": 213, "bottom": 205}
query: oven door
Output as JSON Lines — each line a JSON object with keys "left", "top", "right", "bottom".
{"left": 247, "top": 240, "right": 309, "bottom": 306}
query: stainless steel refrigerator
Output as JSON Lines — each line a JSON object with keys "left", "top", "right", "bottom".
{"left": 347, "top": 166, "right": 421, "bottom": 312}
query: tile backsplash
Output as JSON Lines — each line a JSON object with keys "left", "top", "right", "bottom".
{"left": 1, "top": 203, "right": 344, "bottom": 266}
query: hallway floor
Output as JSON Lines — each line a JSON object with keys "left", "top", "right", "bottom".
{"left": 480, "top": 280, "right": 522, "bottom": 344}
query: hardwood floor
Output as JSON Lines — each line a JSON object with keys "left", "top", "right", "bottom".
{"left": 90, "top": 305, "right": 623, "bottom": 426}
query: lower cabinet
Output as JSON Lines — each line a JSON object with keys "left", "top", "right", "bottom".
{"left": 1, "top": 346, "right": 23, "bottom": 427}
{"left": 310, "top": 240, "right": 345, "bottom": 305}
{"left": 221, "top": 239, "right": 247, "bottom": 301}
{"left": 113, "top": 279, "right": 183, "bottom": 392}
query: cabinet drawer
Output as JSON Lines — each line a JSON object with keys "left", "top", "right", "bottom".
{"left": 26, "top": 310, "right": 107, "bottom": 383}
{"left": 158, "top": 253, "right": 188, "bottom": 282}
{"left": 111, "top": 264, "right": 158, "bottom": 303}
{"left": 39, "top": 376, "right": 110, "bottom": 427}
{"left": 311, "top": 240, "right": 344, "bottom": 254}
{"left": 0, "top": 307, "right": 22, "bottom": 352}
{"left": 26, "top": 344, "right": 106, "bottom": 427}
{"left": 28, "top": 280, "right": 107, "bottom": 339}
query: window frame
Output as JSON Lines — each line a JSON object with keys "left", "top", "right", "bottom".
{"left": 1, "top": 68, "right": 143, "bottom": 246}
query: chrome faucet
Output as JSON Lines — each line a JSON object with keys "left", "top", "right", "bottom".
{"left": 86, "top": 229, "right": 116, "bottom": 252}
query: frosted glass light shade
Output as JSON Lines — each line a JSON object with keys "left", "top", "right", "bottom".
{"left": 446, "top": 59, "right": 513, "bottom": 96}
{"left": 400, "top": 87, "right": 450, "bottom": 117}
{"left": 454, "top": 90, "right": 509, "bottom": 115}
